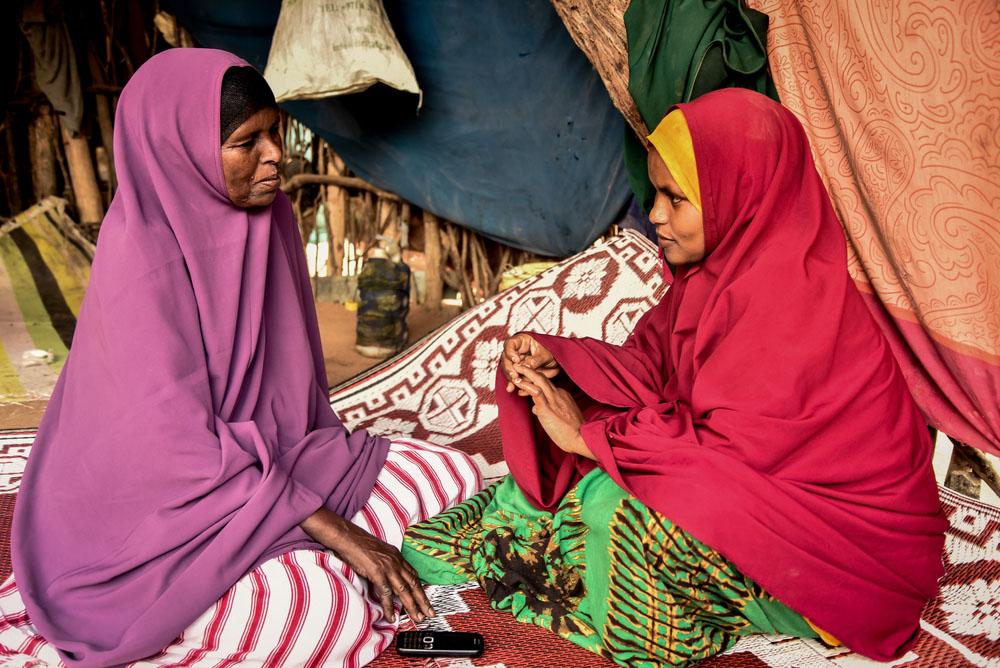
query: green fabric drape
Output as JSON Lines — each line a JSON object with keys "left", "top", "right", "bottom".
{"left": 625, "top": 0, "right": 777, "bottom": 210}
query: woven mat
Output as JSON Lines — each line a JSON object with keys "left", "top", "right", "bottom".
{"left": 2, "top": 234, "right": 997, "bottom": 666}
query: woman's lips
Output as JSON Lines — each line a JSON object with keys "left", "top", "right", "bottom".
{"left": 657, "top": 235, "right": 675, "bottom": 245}
{"left": 256, "top": 176, "right": 280, "bottom": 191}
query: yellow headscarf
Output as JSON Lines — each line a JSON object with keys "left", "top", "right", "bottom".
{"left": 646, "top": 110, "right": 702, "bottom": 212}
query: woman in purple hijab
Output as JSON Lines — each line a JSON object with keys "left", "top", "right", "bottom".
{"left": 4, "top": 48, "right": 481, "bottom": 667}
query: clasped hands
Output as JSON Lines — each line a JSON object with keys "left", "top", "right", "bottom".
{"left": 500, "top": 332, "right": 594, "bottom": 460}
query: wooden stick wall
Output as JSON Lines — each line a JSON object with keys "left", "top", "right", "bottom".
{"left": 279, "top": 118, "right": 541, "bottom": 309}
{"left": 1, "top": 1, "right": 153, "bottom": 237}
{"left": 1, "top": 2, "right": 541, "bottom": 310}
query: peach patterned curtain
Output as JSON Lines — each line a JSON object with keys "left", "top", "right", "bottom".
{"left": 745, "top": 0, "right": 1000, "bottom": 455}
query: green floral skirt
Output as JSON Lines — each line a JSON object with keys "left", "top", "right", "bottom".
{"left": 402, "top": 469, "right": 818, "bottom": 667}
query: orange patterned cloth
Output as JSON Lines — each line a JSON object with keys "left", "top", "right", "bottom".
{"left": 747, "top": 0, "right": 1000, "bottom": 454}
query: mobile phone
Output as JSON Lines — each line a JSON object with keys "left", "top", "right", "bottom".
{"left": 395, "top": 630, "right": 485, "bottom": 658}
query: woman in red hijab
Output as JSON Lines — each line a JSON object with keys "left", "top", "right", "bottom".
{"left": 404, "top": 89, "right": 946, "bottom": 665}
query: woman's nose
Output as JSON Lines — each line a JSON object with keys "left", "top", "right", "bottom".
{"left": 262, "top": 138, "right": 282, "bottom": 164}
{"left": 649, "top": 196, "right": 670, "bottom": 227}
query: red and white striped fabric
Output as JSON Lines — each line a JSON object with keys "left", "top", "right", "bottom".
{"left": 0, "top": 438, "right": 482, "bottom": 668}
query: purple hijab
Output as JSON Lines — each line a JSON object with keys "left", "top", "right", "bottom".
{"left": 12, "top": 49, "right": 390, "bottom": 666}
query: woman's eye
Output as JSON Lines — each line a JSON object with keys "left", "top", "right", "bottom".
{"left": 671, "top": 195, "right": 683, "bottom": 206}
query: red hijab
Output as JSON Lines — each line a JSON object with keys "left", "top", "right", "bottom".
{"left": 498, "top": 89, "right": 946, "bottom": 660}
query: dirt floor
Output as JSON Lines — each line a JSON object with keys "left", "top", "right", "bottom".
{"left": 317, "top": 302, "right": 461, "bottom": 387}
{"left": 0, "top": 303, "right": 460, "bottom": 431}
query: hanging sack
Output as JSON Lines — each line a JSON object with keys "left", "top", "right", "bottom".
{"left": 263, "top": 0, "right": 422, "bottom": 103}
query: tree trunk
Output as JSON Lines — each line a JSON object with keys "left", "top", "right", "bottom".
{"left": 422, "top": 210, "right": 444, "bottom": 309}
{"left": 88, "top": 51, "right": 117, "bottom": 193}
{"left": 378, "top": 198, "right": 398, "bottom": 241}
{"left": 60, "top": 123, "right": 104, "bottom": 224}
{"left": 29, "top": 106, "right": 59, "bottom": 201}
{"left": 945, "top": 439, "right": 1000, "bottom": 500}
{"left": 399, "top": 202, "right": 410, "bottom": 249}
{"left": 325, "top": 153, "right": 348, "bottom": 276}
{"left": 550, "top": 0, "right": 646, "bottom": 140}
{"left": 93, "top": 95, "right": 116, "bottom": 192}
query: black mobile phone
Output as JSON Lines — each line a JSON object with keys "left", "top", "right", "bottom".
{"left": 395, "top": 630, "right": 485, "bottom": 658}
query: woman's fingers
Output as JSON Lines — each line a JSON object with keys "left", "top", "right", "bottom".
{"left": 526, "top": 337, "right": 555, "bottom": 367}
{"left": 401, "top": 562, "right": 435, "bottom": 617}
{"left": 375, "top": 579, "right": 396, "bottom": 622}
{"left": 388, "top": 571, "right": 424, "bottom": 623}
{"left": 501, "top": 357, "right": 517, "bottom": 388}
{"left": 322, "top": 524, "right": 436, "bottom": 625}
{"left": 512, "top": 375, "right": 544, "bottom": 400}
{"left": 402, "top": 567, "right": 435, "bottom": 618}
{"left": 503, "top": 333, "right": 560, "bottom": 394}
{"left": 504, "top": 335, "right": 531, "bottom": 364}
{"left": 374, "top": 561, "right": 434, "bottom": 623}
{"left": 515, "top": 365, "right": 557, "bottom": 403}
{"left": 518, "top": 378, "right": 553, "bottom": 416}
{"left": 503, "top": 335, "right": 531, "bottom": 391}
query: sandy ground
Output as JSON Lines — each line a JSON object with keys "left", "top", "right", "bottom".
{"left": 317, "top": 302, "right": 461, "bottom": 387}
{"left": 0, "top": 303, "right": 460, "bottom": 431}
{"left": 0, "top": 401, "right": 47, "bottom": 431}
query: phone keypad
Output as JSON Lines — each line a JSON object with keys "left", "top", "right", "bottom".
{"left": 398, "top": 633, "right": 435, "bottom": 649}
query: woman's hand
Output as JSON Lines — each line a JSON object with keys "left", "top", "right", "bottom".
{"left": 501, "top": 333, "right": 560, "bottom": 395}
{"left": 512, "top": 365, "right": 595, "bottom": 460}
{"left": 300, "top": 508, "right": 434, "bottom": 623}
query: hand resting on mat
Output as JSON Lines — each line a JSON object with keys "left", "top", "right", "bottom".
{"left": 301, "top": 508, "right": 435, "bottom": 624}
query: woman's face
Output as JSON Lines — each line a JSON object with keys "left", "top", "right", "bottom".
{"left": 647, "top": 149, "right": 705, "bottom": 265}
{"left": 221, "top": 107, "right": 283, "bottom": 208}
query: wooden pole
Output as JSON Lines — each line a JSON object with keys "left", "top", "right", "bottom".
{"left": 490, "top": 246, "right": 512, "bottom": 294}
{"left": 946, "top": 439, "right": 1000, "bottom": 500}
{"left": 88, "top": 51, "right": 117, "bottom": 194}
{"left": 93, "top": 96, "right": 116, "bottom": 192}
{"left": 457, "top": 225, "right": 474, "bottom": 308}
{"left": 29, "top": 106, "right": 58, "bottom": 200}
{"left": 469, "top": 235, "right": 484, "bottom": 303}
{"left": 325, "top": 151, "right": 348, "bottom": 276}
{"left": 377, "top": 198, "right": 397, "bottom": 240}
{"left": 361, "top": 191, "right": 376, "bottom": 254}
{"left": 282, "top": 173, "right": 401, "bottom": 202}
{"left": 439, "top": 224, "right": 463, "bottom": 295}
{"left": 399, "top": 202, "right": 410, "bottom": 250}
{"left": 946, "top": 442, "right": 981, "bottom": 499}
{"left": 60, "top": 122, "right": 104, "bottom": 224}
{"left": 422, "top": 210, "right": 443, "bottom": 309}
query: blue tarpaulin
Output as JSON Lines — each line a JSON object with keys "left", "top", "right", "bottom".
{"left": 163, "top": 0, "right": 630, "bottom": 257}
